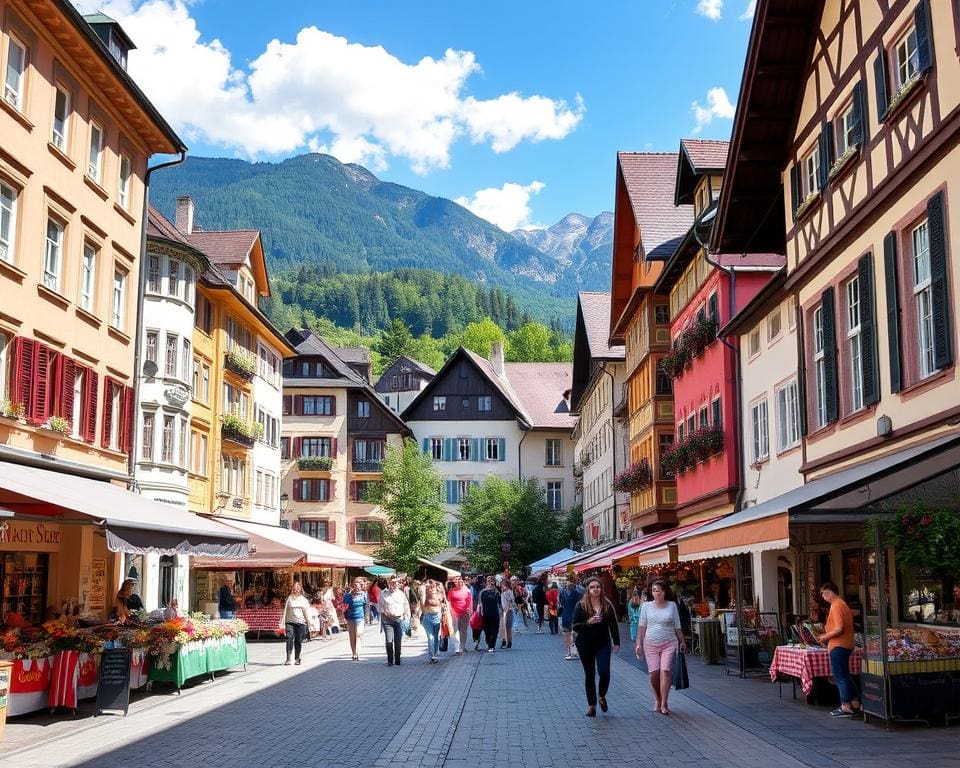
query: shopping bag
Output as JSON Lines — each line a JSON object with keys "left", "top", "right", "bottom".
{"left": 439, "top": 635, "right": 448, "bottom": 652}
{"left": 469, "top": 609, "right": 483, "bottom": 631}
{"left": 672, "top": 647, "right": 690, "bottom": 690}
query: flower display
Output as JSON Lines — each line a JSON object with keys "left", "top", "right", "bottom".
{"left": 612, "top": 459, "right": 653, "bottom": 493}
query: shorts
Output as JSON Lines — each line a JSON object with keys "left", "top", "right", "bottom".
{"left": 643, "top": 638, "right": 678, "bottom": 672}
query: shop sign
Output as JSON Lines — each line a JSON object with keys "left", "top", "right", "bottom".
{"left": 163, "top": 386, "right": 191, "bottom": 406}
{"left": 0, "top": 520, "right": 61, "bottom": 551}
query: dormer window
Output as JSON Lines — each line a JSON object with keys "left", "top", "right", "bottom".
{"left": 83, "top": 14, "right": 135, "bottom": 72}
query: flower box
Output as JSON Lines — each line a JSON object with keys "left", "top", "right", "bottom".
{"left": 224, "top": 351, "right": 256, "bottom": 381}
{"left": 221, "top": 413, "right": 261, "bottom": 446}
{"left": 612, "top": 458, "right": 653, "bottom": 493}
{"left": 298, "top": 456, "right": 333, "bottom": 471}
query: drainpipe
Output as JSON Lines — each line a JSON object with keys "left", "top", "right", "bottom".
{"left": 517, "top": 424, "right": 528, "bottom": 480}
{"left": 128, "top": 151, "right": 188, "bottom": 487}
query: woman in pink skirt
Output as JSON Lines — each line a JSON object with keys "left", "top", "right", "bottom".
{"left": 635, "top": 579, "right": 685, "bottom": 715}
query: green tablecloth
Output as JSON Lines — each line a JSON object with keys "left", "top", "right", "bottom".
{"left": 148, "top": 635, "right": 247, "bottom": 688}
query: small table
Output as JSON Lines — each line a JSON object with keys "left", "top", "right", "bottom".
{"left": 692, "top": 618, "right": 723, "bottom": 664}
{"left": 769, "top": 645, "right": 862, "bottom": 699}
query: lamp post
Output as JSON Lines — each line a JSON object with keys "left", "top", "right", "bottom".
{"left": 280, "top": 492, "right": 289, "bottom": 528}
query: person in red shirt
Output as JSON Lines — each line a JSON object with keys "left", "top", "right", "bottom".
{"left": 818, "top": 581, "right": 860, "bottom": 718}
{"left": 446, "top": 576, "right": 473, "bottom": 655}
{"left": 368, "top": 579, "right": 382, "bottom": 625}
{"left": 546, "top": 581, "right": 560, "bottom": 635}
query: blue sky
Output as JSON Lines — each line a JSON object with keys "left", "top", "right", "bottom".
{"left": 77, "top": 1, "right": 755, "bottom": 230}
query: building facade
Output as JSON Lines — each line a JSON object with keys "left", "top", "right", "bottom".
{"left": 374, "top": 355, "right": 436, "bottom": 415}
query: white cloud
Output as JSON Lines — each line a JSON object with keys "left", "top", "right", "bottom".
{"left": 71, "top": 1, "right": 583, "bottom": 172}
{"left": 455, "top": 181, "right": 546, "bottom": 232}
{"left": 739, "top": 0, "right": 757, "bottom": 21}
{"left": 691, "top": 86, "right": 735, "bottom": 133}
{"left": 696, "top": 0, "right": 723, "bottom": 21}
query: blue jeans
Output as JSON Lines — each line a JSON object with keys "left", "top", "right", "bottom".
{"left": 829, "top": 646, "right": 859, "bottom": 706}
{"left": 219, "top": 610, "right": 235, "bottom": 620}
{"left": 422, "top": 612, "right": 441, "bottom": 658}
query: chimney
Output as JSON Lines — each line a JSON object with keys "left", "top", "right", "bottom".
{"left": 175, "top": 196, "right": 194, "bottom": 234}
{"left": 489, "top": 341, "right": 505, "bottom": 378}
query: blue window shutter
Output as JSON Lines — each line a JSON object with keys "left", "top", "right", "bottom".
{"left": 498, "top": 437, "right": 506, "bottom": 461}
{"left": 449, "top": 522, "right": 459, "bottom": 547}
{"left": 443, "top": 438, "right": 453, "bottom": 462}
{"left": 422, "top": 438, "right": 429, "bottom": 454}
{"left": 471, "top": 437, "right": 480, "bottom": 461}
{"left": 445, "top": 479, "right": 454, "bottom": 503}
{"left": 873, "top": 44, "right": 889, "bottom": 120}
{"left": 915, "top": 0, "right": 933, "bottom": 74}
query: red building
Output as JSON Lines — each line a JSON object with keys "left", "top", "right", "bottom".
{"left": 653, "top": 140, "right": 783, "bottom": 523}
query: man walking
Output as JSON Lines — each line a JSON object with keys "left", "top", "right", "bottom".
{"left": 559, "top": 574, "right": 584, "bottom": 660}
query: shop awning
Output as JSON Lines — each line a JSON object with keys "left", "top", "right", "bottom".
{"left": 527, "top": 548, "right": 579, "bottom": 574}
{"left": 365, "top": 564, "right": 396, "bottom": 577}
{"left": 416, "top": 557, "right": 461, "bottom": 578}
{"left": 552, "top": 540, "right": 626, "bottom": 574}
{"left": 573, "top": 540, "right": 645, "bottom": 572}
{"left": 612, "top": 517, "right": 724, "bottom": 567}
{"left": 193, "top": 519, "right": 375, "bottom": 569}
{"left": 677, "top": 433, "right": 960, "bottom": 561}
{"left": 0, "top": 460, "right": 247, "bottom": 557}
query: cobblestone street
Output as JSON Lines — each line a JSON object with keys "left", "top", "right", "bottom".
{"left": 1, "top": 626, "right": 956, "bottom": 768}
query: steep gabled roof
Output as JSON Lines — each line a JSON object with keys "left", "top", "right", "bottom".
{"left": 618, "top": 152, "right": 694, "bottom": 261}
{"left": 146, "top": 205, "right": 191, "bottom": 246}
{"left": 577, "top": 292, "right": 625, "bottom": 361}
{"left": 504, "top": 363, "right": 574, "bottom": 430}
{"left": 675, "top": 139, "right": 729, "bottom": 206}
{"left": 335, "top": 347, "right": 371, "bottom": 365}
{"left": 184, "top": 230, "right": 259, "bottom": 266}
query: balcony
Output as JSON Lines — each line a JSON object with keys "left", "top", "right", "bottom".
{"left": 298, "top": 456, "right": 333, "bottom": 471}
{"left": 351, "top": 459, "right": 383, "bottom": 473}
{"left": 224, "top": 350, "right": 256, "bottom": 381}
{"left": 221, "top": 414, "right": 261, "bottom": 446}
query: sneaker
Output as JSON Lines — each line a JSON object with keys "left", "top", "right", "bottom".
{"left": 295, "top": 659, "right": 302, "bottom": 665}
{"left": 830, "top": 708, "right": 854, "bottom": 718}
{"left": 487, "top": 648, "right": 494, "bottom": 654}
{"left": 564, "top": 654, "right": 575, "bottom": 660}
{"left": 283, "top": 660, "right": 291, "bottom": 666}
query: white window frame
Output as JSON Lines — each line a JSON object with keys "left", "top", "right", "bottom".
{"left": 457, "top": 437, "right": 471, "bottom": 461}
{"left": 112, "top": 268, "right": 126, "bottom": 330}
{"left": 894, "top": 26, "right": 920, "bottom": 91}
{"left": 181, "top": 338, "right": 191, "bottom": 382}
{"left": 835, "top": 101, "right": 856, "bottom": 157}
{"left": 546, "top": 481, "right": 562, "bottom": 511}
{"left": 846, "top": 276, "right": 864, "bottom": 412}
{"left": 141, "top": 411, "right": 155, "bottom": 461}
{"left": 911, "top": 220, "right": 935, "bottom": 378}
{"left": 4, "top": 36, "right": 26, "bottom": 110}
{"left": 801, "top": 145, "right": 820, "bottom": 199}
{"left": 357, "top": 399, "right": 370, "bottom": 418}
{"left": 0, "top": 181, "right": 17, "bottom": 264}
{"left": 545, "top": 439, "right": 562, "bottom": 467}
{"left": 748, "top": 327, "right": 761, "bottom": 358}
{"left": 118, "top": 154, "right": 131, "bottom": 210}
{"left": 767, "top": 307, "right": 782, "bottom": 343}
{"left": 88, "top": 122, "right": 103, "bottom": 182}
{"left": 168, "top": 258, "right": 180, "bottom": 299}
{"left": 164, "top": 333, "right": 178, "bottom": 378}
{"left": 0, "top": 333, "right": 9, "bottom": 404}
{"left": 71, "top": 368, "right": 84, "bottom": 439}
{"left": 161, "top": 414, "right": 175, "bottom": 463}
{"left": 52, "top": 86, "right": 70, "bottom": 151}
{"left": 429, "top": 438, "right": 442, "bottom": 461}
{"left": 478, "top": 395, "right": 492, "bottom": 412}
{"left": 109, "top": 384, "right": 121, "bottom": 450}
{"left": 44, "top": 216, "right": 64, "bottom": 292}
{"left": 145, "top": 331, "right": 158, "bottom": 365}
{"left": 179, "top": 415, "right": 189, "bottom": 468}
{"left": 433, "top": 396, "right": 446, "bottom": 412}
{"left": 79, "top": 243, "right": 96, "bottom": 311}
{"left": 485, "top": 437, "right": 499, "bottom": 461}
{"left": 750, "top": 398, "right": 769, "bottom": 464}
{"left": 775, "top": 379, "right": 801, "bottom": 453}
{"left": 813, "top": 306, "right": 827, "bottom": 428}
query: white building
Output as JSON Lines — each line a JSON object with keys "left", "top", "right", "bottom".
{"left": 374, "top": 355, "right": 436, "bottom": 415}
{"left": 570, "top": 292, "right": 629, "bottom": 547}
{"left": 403, "top": 343, "right": 576, "bottom": 565}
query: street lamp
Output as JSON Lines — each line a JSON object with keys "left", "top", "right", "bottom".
{"left": 280, "top": 492, "right": 289, "bottom": 514}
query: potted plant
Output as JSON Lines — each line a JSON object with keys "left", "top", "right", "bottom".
{"left": 869, "top": 505, "right": 960, "bottom": 574}
{"left": 298, "top": 455, "right": 333, "bottom": 471}
{"left": 46, "top": 415, "right": 70, "bottom": 434}
{"left": 224, "top": 350, "right": 256, "bottom": 381}
{"left": 222, "top": 413, "right": 257, "bottom": 445}
{"left": 0, "top": 400, "right": 25, "bottom": 420}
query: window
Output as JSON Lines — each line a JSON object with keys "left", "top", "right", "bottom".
{"left": 801, "top": 144, "right": 820, "bottom": 199}
{"left": 79, "top": 243, "right": 96, "bottom": 311}
{"left": 201, "top": 364, "right": 210, "bottom": 403}
{"left": 179, "top": 416, "right": 189, "bottom": 468}
{"left": 164, "top": 334, "right": 178, "bottom": 378}
{"left": 813, "top": 306, "right": 828, "bottom": 428}
{"left": 302, "top": 437, "right": 332, "bottom": 458}
{"left": 297, "top": 479, "right": 330, "bottom": 502}
{"left": 835, "top": 101, "right": 856, "bottom": 157}
{"left": 912, "top": 220, "right": 935, "bottom": 378}
{"left": 0, "top": 181, "right": 15, "bottom": 263}
{"left": 257, "top": 344, "right": 280, "bottom": 386}
{"left": 146, "top": 255, "right": 160, "bottom": 293}
{"left": 711, "top": 397, "right": 722, "bottom": 428}
{"left": 118, "top": 154, "right": 131, "bottom": 210}
{"left": 748, "top": 328, "right": 761, "bottom": 358}
{"left": 141, "top": 412, "right": 155, "bottom": 461}
{"left": 168, "top": 259, "right": 180, "bottom": 299}
{"left": 4, "top": 37, "right": 26, "bottom": 110}
{"left": 88, "top": 122, "right": 103, "bottom": 182}
{"left": 478, "top": 395, "right": 492, "bottom": 411}
{"left": 71, "top": 369, "right": 83, "bottom": 439}
{"left": 256, "top": 408, "right": 278, "bottom": 447}
{"left": 301, "top": 520, "right": 329, "bottom": 540}
{"left": 195, "top": 292, "right": 212, "bottom": 334}
{"left": 302, "top": 396, "right": 333, "bottom": 416}
{"left": 223, "top": 382, "right": 248, "bottom": 418}
{"left": 145, "top": 331, "right": 158, "bottom": 366}
{"left": 112, "top": 269, "right": 126, "bottom": 330}
{"left": 355, "top": 520, "right": 384, "bottom": 543}
{"left": 430, "top": 438, "right": 443, "bottom": 460}
{"left": 775, "top": 379, "right": 801, "bottom": 453}
{"left": 751, "top": 399, "right": 769, "bottom": 464}
{"left": 698, "top": 406, "right": 708, "bottom": 429}
{"left": 655, "top": 304, "right": 670, "bottom": 325}
{"left": 456, "top": 480, "right": 469, "bottom": 501}
{"left": 767, "top": 307, "right": 782, "bottom": 342}
{"left": 357, "top": 399, "right": 370, "bottom": 418}
{"left": 433, "top": 396, "right": 446, "bottom": 412}
{"left": 353, "top": 439, "right": 384, "bottom": 465}
{"left": 43, "top": 217, "right": 64, "bottom": 292}
{"left": 485, "top": 437, "right": 500, "bottom": 461}
{"left": 183, "top": 264, "right": 194, "bottom": 305}
{"left": 845, "top": 276, "right": 864, "bottom": 411}
{"left": 191, "top": 431, "right": 208, "bottom": 476}
{"left": 108, "top": 371, "right": 121, "bottom": 450}
{"left": 221, "top": 455, "right": 247, "bottom": 497}
{"left": 52, "top": 87, "right": 70, "bottom": 150}
{"left": 659, "top": 433, "right": 674, "bottom": 479}
{"left": 546, "top": 481, "right": 562, "bottom": 511}
{"left": 545, "top": 439, "right": 562, "bottom": 466}
{"left": 894, "top": 26, "right": 919, "bottom": 91}
{"left": 686, "top": 414, "right": 695, "bottom": 436}
{"left": 161, "top": 415, "right": 175, "bottom": 463}
{"left": 677, "top": 421, "right": 685, "bottom": 442}
{"left": 458, "top": 437, "right": 471, "bottom": 461}
{"left": 655, "top": 369, "right": 672, "bottom": 396}
{"left": 181, "top": 338, "right": 191, "bottom": 382}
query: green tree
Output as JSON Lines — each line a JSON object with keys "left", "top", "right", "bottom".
{"left": 407, "top": 333, "right": 446, "bottom": 372}
{"left": 375, "top": 319, "right": 414, "bottom": 366}
{"left": 375, "top": 439, "right": 448, "bottom": 573}
{"left": 506, "top": 322, "right": 554, "bottom": 361}
{"left": 561, "top": 504, "right": 584, "bottom": 550}
{"left": 458, "top": 476, "right": 563, "bottom": 573}
{"left": 459, "top": 317, "right": 507, "bottom": 359}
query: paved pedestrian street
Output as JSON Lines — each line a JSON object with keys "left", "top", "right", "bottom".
{"left": 1, "top": 628, "right": 955, "bottom": 768}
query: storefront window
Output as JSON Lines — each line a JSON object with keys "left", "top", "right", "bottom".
{"left": 898, "top": 565, "right": 958, "bottom": 627}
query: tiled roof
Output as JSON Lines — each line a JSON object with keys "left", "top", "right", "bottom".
{"left": 503, "top": 363, "right": 575, "bottom": 430}
{"left": 462, "top": 349, "right": 529, "bottom": 423}
{"left": 398, "top": 356, "right": 436, "bottom": 376}
{"left": 184, "top": 230, "right": 259, "bottom": 266}
{"left": 146, "top": 205, "right": 190, "bottom": 245}
{"left": 336, "top": 347, "right": 371, "bottom": 364}
{"left": 618, "top": 152, "right": 693, "bottom": 260}
{"left": 578, "top": 292, "right": 625, "bottom": 360}
{"left": 680, "top": 139, "right": 729, "bottom": 171}
{"left": 717, "top": 253, "right": 786, "bottom": 270}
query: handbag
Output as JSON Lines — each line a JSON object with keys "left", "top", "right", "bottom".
{"left": 439, "top": 634, "right": 448, "bottom": 652}
{"left": 672, "top": 647, "right": 690, "bottom": 690}
{"left": 469, "top": 608, "right": 483, "bottom": 631}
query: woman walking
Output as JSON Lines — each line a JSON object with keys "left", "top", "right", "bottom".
{"left": 278, "top": 582, "right": 311, "bottom": 665}
{"left": 500, "top": 579, "right": 516, "bottom": 648}
{"left": 635, "top": 580, "right": 685, "bottom": 715}
{"left": 446, "top": 576, "right": 473, "bottom": 655}
{"left": 342, "top": 578, "right": 367, "bottom": 660}
{"left": 626, "top": 587, "right": 644, "bottom": 642}
{"left": 546, "top": 581, "right": 560, "bottom": 635}
{"left": 477, "top": 576, "right": 502, "bottom": 652}
{"left": 420, "top": 580, "right": 445, "bottom": 663}
{"left": 379, "top": 575, "right": 411, "bottom": 666}
{"left": 571, "top": 576, "right": 620, "bottom": 717}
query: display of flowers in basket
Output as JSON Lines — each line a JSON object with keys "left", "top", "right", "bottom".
{"left": 1, "top": 628, "right": 52, "bottom": 659}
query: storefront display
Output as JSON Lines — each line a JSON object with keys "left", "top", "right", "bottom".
{"left": 1, "top": 553, "right": 49, "bottom": 627}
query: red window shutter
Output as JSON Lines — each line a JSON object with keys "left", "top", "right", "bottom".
{"left": 31, "top": 344, "right": 54, "bottom": 425}
{"left": 291, "top": 437, "right": 301, "bottom": 458}
{"left": 326, "top": 519, "right": 335, "bottom": 543}
{"left": 291, "top": 519, "right": 301, "bottom": 532}
{"left": 120, "top": 386, "right": 134, "bottom": 454}
{"left": 10, "top": 337, "right": 33, "bottom": 412}
{"left": 101, "top": 377, "right": 114, "bottom": 447}
{"left": 59, "top": 358, "right": 77, "bottom": 423}
{"left": 293, "top": 479, "right": 302, "bottom": 501}
{"left": 282, "top": 395, "right": 292, "bottom": 415}
{"left": 329, "top": 480, "right": 336, "bottom": 501}
{"left": 83, "top": 371, "right": 99, "bottom": 443}
{"left": 349, "top": 481, "right": 357, "bottom": 501}
{"left": 331, "top": 437, "right": 338, "bottom": 459}
{"left": 293, "top": 395, "right": 304, "bottom": 415}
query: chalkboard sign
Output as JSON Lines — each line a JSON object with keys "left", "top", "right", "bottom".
{"left": 95, "top": 648, "right": 131, "bottom": 716}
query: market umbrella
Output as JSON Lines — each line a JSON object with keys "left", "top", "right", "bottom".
{"left": 365, "top": 564, "right": 395, "bottom": 577}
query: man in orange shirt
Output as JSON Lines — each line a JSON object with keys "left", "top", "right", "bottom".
{"left": 817, "top": 581, "right": 860, "bottom": 717}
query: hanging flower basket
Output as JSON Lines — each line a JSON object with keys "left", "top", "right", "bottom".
{"left": 612, "top": 458, "right": 653, "bottom": 493}
{"left": 868, "top": 505, "right": 960, "bottom": 574}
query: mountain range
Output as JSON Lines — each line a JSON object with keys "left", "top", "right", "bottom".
{"left": 149, "top": 154, "right": 613, "bottom": 323}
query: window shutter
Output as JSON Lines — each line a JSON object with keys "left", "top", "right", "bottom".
{"left": 796, "top": 316, "right": 809, "bottom": 436}
{"left": 821, "top": 287, "right": 839, "bottom": 424}
{"left": 83, "top": 371, "right": 99, "bottom": 443}
{"left": 851, "top": 80, "right": 867, "bottom": 146}
{"left": 445, "top": 479, "right": 454, "bottom": 504}
{"left": 873, "top": 44, "right": 889, "bottom": 119}
{"left": 444, "top": 438, "right": 454, "bottom": 462}
{"left": 422, "top": 438, "right": 429, "bottom": 453}
{"left": 293, "top": 395, "right": 304, "bottom": 415}
{"left": 282, "top": 395, "right": 292, "bottom": 415}
{"left": 32, "top": 344, "right": 52, "bottom": 425}
{"left": 59, "top": 358, "right": 77, "bottom": 423}
{"left": 331, "top": 437, "right": 338, "bottom": 459}
{"left": 329, "top": 396, "right": 336, "bottom": 416}
{"left": 291, "top": 519, "right": 300, "bottom": 532}
{"left": 882, "top": 232, "right": 903, "bottom": 393}
{"left": 11, "top": 337, "right": 35, "bottom": 413}
{"left": 857, "top": 253, "right": 880, "bottom": 406}
{"left": 329, "top": 480, "right": 337, "bottom": 501}
{"left": 293, "top": 479, "right": 302, "bottom": 502}
{"left": 818, "top": 121, "right": 833, "bottom": 189}
{"left": 292, "top": 437, "right": 302, "bottom": 458}
{"left": 927, "top": 191, "right": 953, "bottom": 369}
{"left": 121, "top": 386, "right": 134, "bottom": 454}
{"left": 915, "top": 0, "right": 933, "bottom": 74}
{"left": 471, "top": 437, "right": 481, "bottom": 461}
{"left": 101, "top": 378, "right": 114, "bottom": 447}
{"left": 347, "top": 521, "right": 355, "bottom": 544}
{"left": 789, "top": 164, "right": 800, "bottom": 221}
{"left": 326, "top": 520, "right": 335, "bottom": 543}
{"left": 498, "top": 437, "right": 506, "bottom": 461}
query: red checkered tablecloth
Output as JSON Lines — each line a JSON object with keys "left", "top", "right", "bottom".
{"left": 769, "top": 646, "right": 863, "bottom": 696}
{"left": 236, "top": 607, "right": 284, "bottom": 634}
